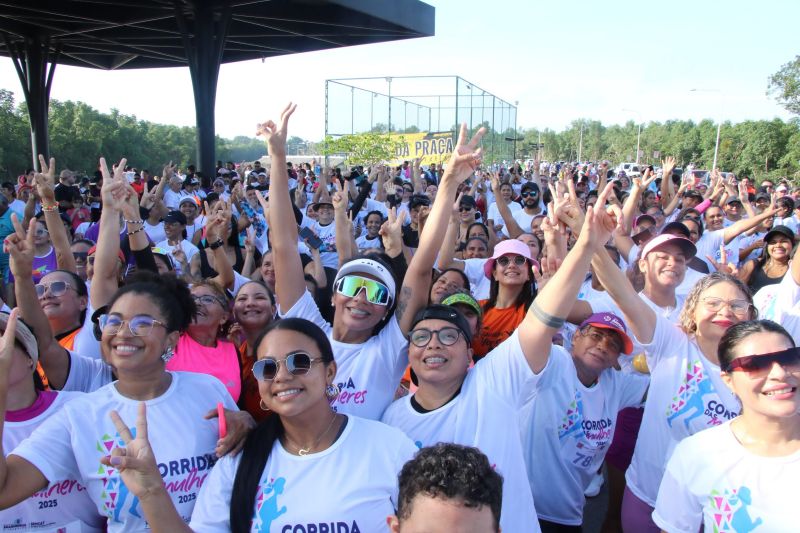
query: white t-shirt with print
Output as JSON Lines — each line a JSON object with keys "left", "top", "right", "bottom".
{"left": 309, "top": 221, "right": 338, "bottom": 269}
{"left": 654, "top": 420, "right": 797, "bottom": 533}
{"left": 2, "top": 391, "right": 105, "bottom": 533}
{"left": 355, "top": 234, "right": 382, "bottom": 252}
{"left": 520, "top": 347, "right": 648, "bottom": 525}
{"left": 456, "top": 257, "right": 491, "bottom": 300}
{"left": 190, "top": 416, "right": 416, "bottom": 532}
{"left": 155, "top": 238, "right": 199, "bottom": 274}
{"left": 11, "top": 372, "right": 237, "bottom": 533}
{"left": 625, "top": 316, "right": 740, "bottom": 507}
{"left": 381, "top": 330, "right": 540, "bottom": 533}
{"left": 278, "top": 290, "right": 408, "bottom": 420}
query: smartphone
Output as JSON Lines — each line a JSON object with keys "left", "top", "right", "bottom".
{"left": 299, "top": 226, "right": 323, "bottom": 250}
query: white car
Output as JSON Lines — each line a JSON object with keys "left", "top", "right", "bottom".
{"left": 615, "top": 162, "right": 642, "bottom": 178}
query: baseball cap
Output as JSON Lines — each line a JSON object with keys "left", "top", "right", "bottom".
{"left": 164, "top": 210, "right": 187, "bottom": 225}
{"left": 459, "top": 195, "right": 477, "bottom": 209}
{"left": 410, "top": 304, "right": 474, "bottom": 344}
{"left": 179, "top": 197, "right": 199, "bottom": 207}
{"left": 334, "top": 258, "right": 397, "bottom": 303}
{"left": 641, "top": 233, "right": 697, "bottom": 260}
{"left": 0, "top": 312, "right": 39, "bottom": 365}
{"left": 725, "top": 196, "right": 743, "bottom": 205}
{"left": 763, "top": 225, "right": 795, "bottom": 244}
{"left": 579, "top": 312, "right": 633, "bottom": 355}
{"left": 661, "top": 221, "right": 691, "bottom": 240}
{"left": 483, "top": 238, "right": 537, "bottom": 279}
{"left": 755, "top": 192, "right": 770, "bottom": 203}
{"left": 633, "top": 214, "right": 656, "bottom": 229}
{"left": 441, "top": 292, "right": 482, "bottom": 318}
{"left": 776, "top": 184, "right": 788, "bottom": 192}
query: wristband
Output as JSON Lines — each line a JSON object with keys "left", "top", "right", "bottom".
{"left": 530, "top": 301, "right": 566, "bottom": 330}
{"left": 124, "top": 219, "right": 144, "bottom": 225}
{"left": 41, "top": 204, "right": 58, "bottom": 213}
{"left": 209, "top": 239, "right": 224, "bottom": 250}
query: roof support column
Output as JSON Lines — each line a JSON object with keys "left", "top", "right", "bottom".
{"left": 175, "top": 1, "right": 231, "bottom": 180}
{"left": 3, "top": 34, "right": 58, "bottom": 169}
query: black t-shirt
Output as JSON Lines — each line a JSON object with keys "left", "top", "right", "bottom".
{"left": 402, "top": 225, "right": 419, "bottom": 248}
{"left": 54, "top": 183, "right": 80, "bottom": 205}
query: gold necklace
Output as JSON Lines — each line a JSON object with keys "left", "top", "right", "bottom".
{"left": 283, "top": 413, "right": 339, "bottom": 456}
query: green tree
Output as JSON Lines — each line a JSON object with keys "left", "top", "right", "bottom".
{"left": 768, "top": 55, "right": 800, "bottom": 115}
{"left": 323, "top": 131, "right": 406, "bottom": 167}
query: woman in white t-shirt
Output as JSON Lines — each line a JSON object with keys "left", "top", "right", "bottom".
{"left": 0, "top": 310, "right": 104, "bottom": 532}
{"left": 591, "top": 249, "right": 757, "bottom": 532}
{"left": 654, "top": 320, "right": 800, "bottom": 533}
{"left": 263, "top": 105, "right": 486, "bottom": 421}
{"left": 0, "top": 270, "right": 240, "bottom": 532}
{"left": 92, "top": 317, "right": 417, "bottom": 532}
{"left": 383, "top": 186, "right": 625, "bottom": 533}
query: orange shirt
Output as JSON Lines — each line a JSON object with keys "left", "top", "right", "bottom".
{"left": 238, "top": 341, "right": 271, "bottom": 423}
{"left": 57, "top": 328, "right": 81, "bottom": 351}
{"left": 471, "top": 301, "right": 526, "bottom": 360}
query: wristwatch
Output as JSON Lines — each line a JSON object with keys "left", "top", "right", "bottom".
{"left": 209, "top": 239, "right": 224, "bottom": 250}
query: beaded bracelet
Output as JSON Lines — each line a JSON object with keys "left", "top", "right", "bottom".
{"left": 124, "top": 219, "right": 144, "bottom": 225}
{"left": 127, "top": 227, "right": 145, "bottom": 236}
{"left": 41, "top": 204, "right": 58, "bottom": 213}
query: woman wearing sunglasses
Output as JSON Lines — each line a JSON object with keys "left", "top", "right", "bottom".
{"left": 0, "top": 270, "right": 240, "bottom": 531}
{"left": 654, "top": 320, "right": 799, "bottom": 533}
{"left": 591, "top": 246, "right": 757, "bottom": 531}
{"left": 165, "top": 282, "right": 241, "bottom": 402}
{"left": 0, "top": 310, "right": 104, "bottom": 531}
{"left": 263, "top": 104, "right": 485, "bottom": 421}
{"left": 79, "top": 317, "right": 416, "bottom": 532}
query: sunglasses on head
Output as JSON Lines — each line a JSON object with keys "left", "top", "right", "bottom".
{"left": 35, "top": 280, "right": 75, "bottom": 298}
{"left": 723, "top": 347, "right": 800, "bottom": 375}
{"left": 252, "top": 351, "right": 321, "bottom": 381}
{"left": 496, "top": 255, "right": 528, "bottom": 268}
{"left": 335, "top": 275, "right": 391, "bottom": 306}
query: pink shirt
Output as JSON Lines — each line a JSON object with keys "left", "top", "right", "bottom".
{"left": 167, "top": 333, "right": 241, "bottom": 402}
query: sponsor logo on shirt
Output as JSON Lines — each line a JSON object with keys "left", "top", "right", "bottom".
{"left": 332, "top": 377, "right": 367, "bottom": 409}
{"left": 558, "top": 390, "right": 613, "bottom": 469}
{"left": 665, "top": 359, "right": 738, "bottom": 430}
{"left": 708, "top": 486, "right": 762, "bottom": 533}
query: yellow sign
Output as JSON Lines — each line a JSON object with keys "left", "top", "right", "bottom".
{"left": 390, "top": 132, "right": 454, "bottom": 166}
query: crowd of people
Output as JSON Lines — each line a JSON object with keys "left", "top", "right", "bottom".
{"left": 0, "top": 102, "right": 797, "bottom": 532}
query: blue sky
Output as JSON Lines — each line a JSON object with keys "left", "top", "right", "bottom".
{"left": 1, "top": 0, "right": 797, "bottom": 141}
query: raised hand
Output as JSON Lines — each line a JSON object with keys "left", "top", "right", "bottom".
{"left": 582, "top": 184, "right": 623, "bottom": 247}
{"left": 256, "top": 102, "right": 297, "bottom": 158}
{"left": 441, "top": 124, "right": 486, "bottom": 185}
{"left": 34, "top": 154, "right": 57, "bottom": 204}
{"left": 100, "top": 403, "right": 165, "bottom": 500}
{"left": 706, "top": 245, "right": 738, "bottom": 276}
{"left": 380, "top": 206, "right": 403, "bottom": 253}
{"left": 161, "top": 161, "right": 176, "bottom": 182}
{"left": 331, "top": 180, "right": 347, "bottom": 215}
{"left": 99, "top": 157, "right": 129, "bottom": 211}
{"left": 0, "top": 307, "right": 19, "bottom": 375}
{"left": 662, "top": 156, "right": 676, "bottom": 175}
{"left": 5, "top": 215, "right": 36, "bottom": 276}
{"left": 641, "top": 168, "right": 657, "bottom": 188}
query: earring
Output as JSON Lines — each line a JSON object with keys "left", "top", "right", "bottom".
{"left": 161, "top": 346, "right": 175, "bottom": 363}
{"left": 325, "top": 383, "right": 340, "bottom": 401}
{"left": 259, "top": 399, "right": 270, "bottom": 412}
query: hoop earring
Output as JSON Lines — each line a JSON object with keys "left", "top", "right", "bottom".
{"left": 325, "top": 383, "right": 340, "bottom": 401}
{"left": 259, "top": 399, "right": 270, "bottom": 412}
{"left": 161, "top": 346, "right": 174, "bottom": 363}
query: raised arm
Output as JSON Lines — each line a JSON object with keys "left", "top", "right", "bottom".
{"left": 34, "top": 156, "right": 76, "bottom": 273}
{"left": 332, "top": 181, "right": 356, "bottom": 267}
{"left": 8, "top": 216, "right": 70, "bottom": 389}
{"left": 91, "top": 157, "right": 128, "bottom": 310}
{"left": 259, "top": 104, "right": 306, "bottom": 310}
{"left": 659, "top": 156, "right": 677, "bottom": 208}
{"left": 722, "top": 200, "right": 777, "bottom": 244}
{"left": 396, "top": 124, "right": 486, "bottom": 334}
{"left": 204, "top": 200, "right": 235, "bottom": 290}
{"left": 435, "top": 198, "right": 463, "bottom": 271}
{"left": 491, "top": 172, "right": 525, "bottom": 239}
{"left": 0, "top": 310, "right": 50, "bottom": 509}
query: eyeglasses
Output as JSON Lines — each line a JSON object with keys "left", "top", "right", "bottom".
{"left": 496, "top": 255, "right": 528, "bottom": 268}
{"left": 252, "top": 351, "right": 321, "bottom": 381}
{"left": 99, "top": 314, "right": 167, "bottom": 337}
{"left": 520, "top": 191, "right": 538, "bottom": 198}
{"left": 35, "top": 229, "right": 49, "bottom": 237}
{"left": 580, "top": 327, "right": 623, "bottom": 354}
{"left": 458, "top": 206, "right": 474, "bottom": 212}
{"left": 335, "top": 275, "right": 391, "bottom": 306}
{"left": 723, "top": 347, "right": 800, "bottom": 375}
{"left": 409, "top": 327, "right": 463, "bottom": 347}
{"left": 193, "top": 294, "right": 226, "bottom": 307}
{"left": 35, "top": 280, "right": 76, "bottom": 298}
{"left": 701, "top": 297, "right": 751, "bottom": 317}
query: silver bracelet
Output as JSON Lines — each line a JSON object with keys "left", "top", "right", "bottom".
{"left": 530, "top": 301, "right": 566, "bottom": 330}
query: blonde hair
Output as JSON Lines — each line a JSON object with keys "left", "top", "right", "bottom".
{"left": 678, "top": 272, "right": 756, "bottom": 337}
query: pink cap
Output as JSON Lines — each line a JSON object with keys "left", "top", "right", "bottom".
{"left": 641, "top": 233, "right": 697, "bottom": 259}
{"left": 484, "top": 238, "right": 538, "bottom": 279}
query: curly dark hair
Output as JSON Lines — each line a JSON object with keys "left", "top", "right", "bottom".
{"left": 106, "top": 271, "right": 197, "bottom": 332}
{"left": 396, "top": 443, "right": 502, "bottom": 531}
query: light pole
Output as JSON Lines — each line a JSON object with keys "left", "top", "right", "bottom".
{"left": 622, "top": 108, "right": 643, "bottom": 164}
{"left": 689, "top": 89, "right": 722, "bottom": 170}
{"left": 578, "top": 122, "right": 584, "bottom": 163}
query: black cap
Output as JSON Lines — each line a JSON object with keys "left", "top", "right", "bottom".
{"left": 661, "top": 221, "right": 691, "bottom": 240}
{"left": 521, "top": 182, "right": 540, "bottom": 194}
{"left": 459, "top": 195, "right": 477, "bottom": 209}
{"left": 764, "top": 225, "right": 795, "bottom": 245}
{"left": 411, "top": 304, "right": 473, "bottom": 344}
{"left": 164, "top": 211, "right": 187, "bottom": 225}
{"left": 755, "top": 192, "right": 770, "bottom": 202}
{"left": 683, "top": 189, "right": 703, "bottom": 199}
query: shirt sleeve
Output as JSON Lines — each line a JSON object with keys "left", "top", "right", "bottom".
{"left": 277, "top": 289, "right": 333, "bottom": 335}
{"left": 618, "top": 372, "right": 650, "bottom": 409}
{"left": 10, "top": 403, "right": 82, "bottom": 485}
{"left": 62, "top": 352, "right": 113, "bottom": 392}
{"left": 460, "top": 258, "right": 489, "bottom": 290}
{"left": 636, "top": 314, "right": 687, "bottom": 372}
{"left": 474, "top": 330, "right": 538, "bottom": 408}
{"left": 652, "top": 439, "right": 703, "bottom": 533}
{"left": 189, "top": 453, "right": 238, "bottom": 532}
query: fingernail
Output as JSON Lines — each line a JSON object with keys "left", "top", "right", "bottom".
{"left": 110, "top": 456, "right": 122, "bottom": 466}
